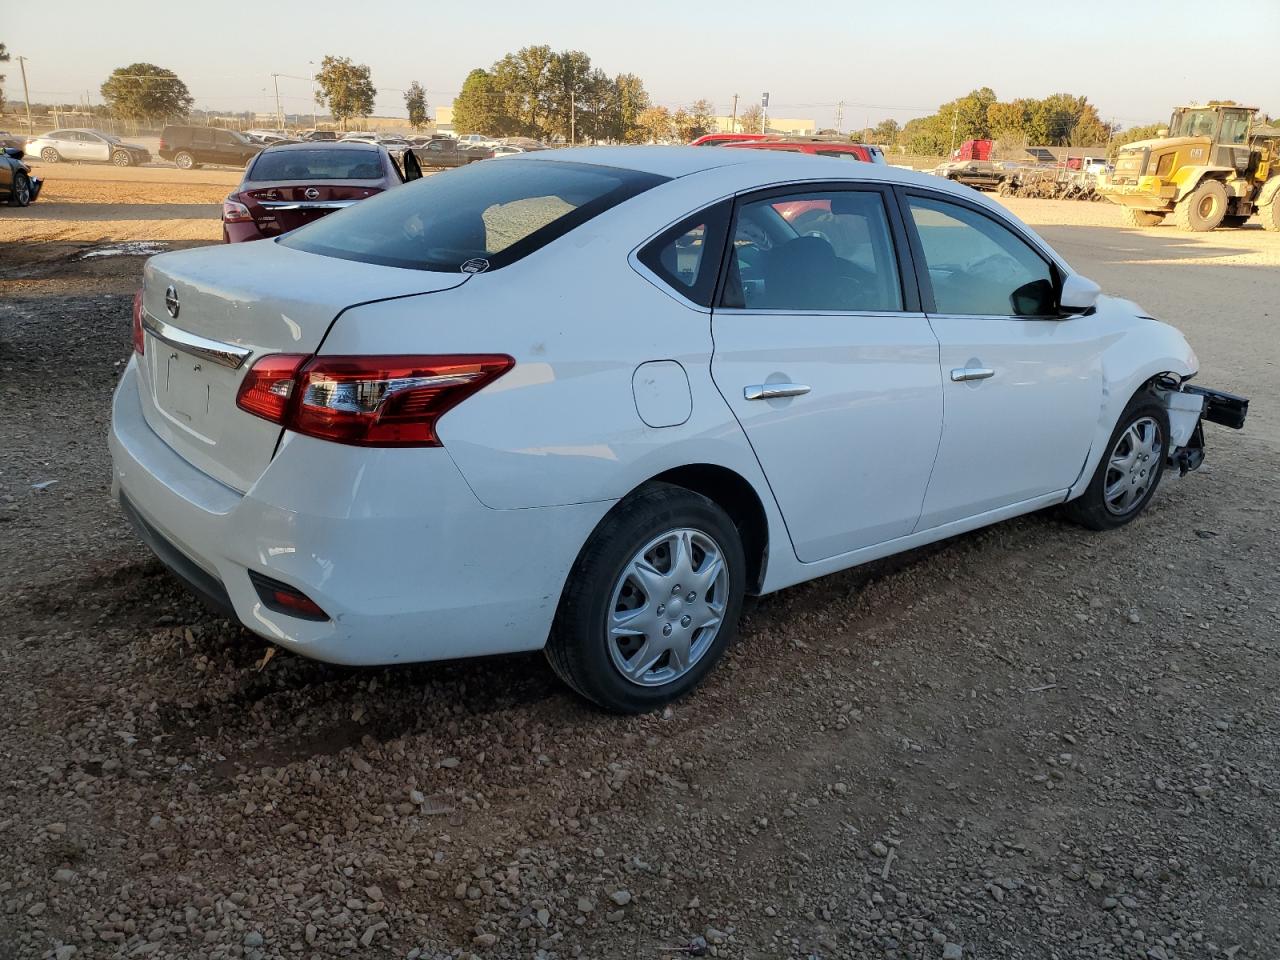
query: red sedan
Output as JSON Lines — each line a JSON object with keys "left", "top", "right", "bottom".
{"left": 221, "top": 141, "right": 411, "bottom": 243}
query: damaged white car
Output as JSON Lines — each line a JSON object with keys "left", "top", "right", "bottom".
{"left": 109, "top": 147, "right": 1248, "bottom": 712}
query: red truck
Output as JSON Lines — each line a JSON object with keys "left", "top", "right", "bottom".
{"left": 951, "top": 138, "right": 994, "bottom": 161}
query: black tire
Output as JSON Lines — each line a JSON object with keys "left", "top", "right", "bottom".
{"left": 7, "top": 172, "right": 32, "bottom": 207}
{"left": 1064, "top": 391, "right": 1169, "bottom": 531}
{"left": 174, "top": 151, "right": 198, "bottom": 170}
{"left": 111, "top": 149, "right": 133, "bottom": 167}
{"left": 1173, "top": 178, "right": 1228, "bottom": 231}
{"left": 1219, "top": 215, "right": 1250, "bottom": 228}
{"left": 546, "top": 483, "right": 746, "bottom": 713}
{"left": 1121, "top": 207, "right": 1164, "bottom": 227}
{"left": 40, "top": 147, "right": 60, "bottom": 164}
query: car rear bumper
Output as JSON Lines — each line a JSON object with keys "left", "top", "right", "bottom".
{"left": 109, "top": 358, "right": 610, "bottom": 665}
{"left": 222, "top": 220, "right": 267, "bottom": 243}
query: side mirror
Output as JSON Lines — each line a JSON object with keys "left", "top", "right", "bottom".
{"left": 402, "top": 148, "right": 423, "bottom": 182}
{"left": 1058, "top": 273, "right": 1101, "bottom": 315}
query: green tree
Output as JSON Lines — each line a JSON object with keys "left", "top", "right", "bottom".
{"left": 685, "top": 98, "right": 717, "bottom": 140}
{"left": 313, "top": 56, "right": 376, "bottom": 129}
{"left": 635, "top": 105, "right": 673, "bottom": 143}
{"left": 0, "top": 44, "right": 8, "bottom": 114}
{"left": 739, "top": 103, "right": 763, "bottom": 134}
{"left": 100, "top": 63, "right": 193, "bottom": 125}
{"left": 869, "top": 118, "right": 900, "bottom": 144}
{"left": 614, "top": 73, "right": 650, "bottom": 143}
{"left": 543, "top": 49, "right": 593, "bottom": 141}
{"left": 452, "top": 68, "right": 501, "bottom": 135}
{"left": 404, "top": 81, "right": 429, "bottom": 130}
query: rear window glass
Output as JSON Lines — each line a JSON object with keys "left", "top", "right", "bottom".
{"left": 280, "top": 159, "right": 667, "bottom": 273}
{"left": 249, "top": 149, "right": 383, "bottom": 182}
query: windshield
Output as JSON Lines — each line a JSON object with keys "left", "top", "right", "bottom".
{"left": 1170, "top": 109, "right": 1220, "bottom": 139}
{"left": 248, "top": 148, "right": 383, "bottom": 181}
{"left": 280, "top": 159, "right": 666, "bottom": 273}
{"left": 1219, "top": 110, "right": 1251, "bottom": 145}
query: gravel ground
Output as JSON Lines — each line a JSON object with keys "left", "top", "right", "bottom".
{"left": 1, "top": 198, "right": 1278, "bottom": 960}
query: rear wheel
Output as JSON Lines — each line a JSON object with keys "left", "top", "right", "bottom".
{"left": 7, "top": 172, "right": 32, "bottom": 207}
{"left": 1121, "top": 207, "right": 1164, "bottom": 227}
{"left": 1173, "top": 179, "right": 1228, "bottom": 231}
{"left": 1064, "top": 392, "right": 1169, "bottom": 531}
{"left": 174, "top": 151, "right": 197, "bottom": 170}
{"left": 39, "top": 148, "right": 60, "bottom": 164}
{"left": 546, "top": 484, "right": 746, "bottom": 713}
{"left": 1259, "top": 200, "right": 1280, "bottom": 233}
{"left": 111, "top": 150, "right": 133, "bottom": 167}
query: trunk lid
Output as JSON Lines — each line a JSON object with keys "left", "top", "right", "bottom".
{"left": 138, "top": 240, "right": 467, "bottom": 493}
{"left": 238, "top": 181, "right": 384, "bottom": 235}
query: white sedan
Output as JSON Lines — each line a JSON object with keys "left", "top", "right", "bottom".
{"left": 109, "top": 147, "right": 1247, "bottom": 712}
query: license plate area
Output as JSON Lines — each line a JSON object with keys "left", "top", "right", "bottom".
{"left": 148, "top": 343, "right": 236, "bottom": 446}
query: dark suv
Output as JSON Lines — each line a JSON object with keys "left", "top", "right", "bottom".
{"left": 159, "top": 126, "right": 262, "bottom": 170}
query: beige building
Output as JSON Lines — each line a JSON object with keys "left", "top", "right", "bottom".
{"left": 713, "top": 115, "right": 816, "bottom": 136}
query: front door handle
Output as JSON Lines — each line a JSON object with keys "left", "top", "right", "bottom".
{"left": 744, "top": 383, "right": 811, "bottom": 401}
{"left": 950, "top": 367, "right": 995, "bottom": 382}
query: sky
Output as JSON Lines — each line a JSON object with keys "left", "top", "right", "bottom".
{"left": 4, "top": 0, "right": 1277, "bottom": 131}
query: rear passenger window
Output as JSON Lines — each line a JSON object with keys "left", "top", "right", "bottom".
{"left": 637, "top": 203, "right": 730, "bottom": 307}
{"left": 721, "top": 190, "right": 903, "bottom": 312}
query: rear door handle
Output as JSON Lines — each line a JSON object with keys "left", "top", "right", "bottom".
{"left": 950, "top": 367, "right": 995, "bottom": 382}
{"left": 744, "top": 383, "right": 811, "bottom": 401}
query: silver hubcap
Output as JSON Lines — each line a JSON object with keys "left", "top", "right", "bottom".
{"left": 1104, "top": 416, "right": 1162, "bottom": 515}
{"left": 607, "top": 528, "right": 728, "bottom": 687}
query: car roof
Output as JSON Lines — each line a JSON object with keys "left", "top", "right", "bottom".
{"left": 259, "top": 140, "right": 380, "bottom": 152}
{"left": 520, "top": 145, "right": 943, "bottom": 189}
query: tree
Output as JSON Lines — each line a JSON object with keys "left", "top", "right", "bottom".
{"left": 686, "top": 98, "right": 717, "bottom": 140}
{"left": 452, "top": 68, "right": 501, "bottom": 135}
{"left": 0, "top": 44, "right": 8, "bottom": 115}
{"left": 615, "top": 73, "right": 650, "bottom": 143}
{"left": 635, "top": 106, "right": 673, "bottom": 143}
{"left": 100, "top": 63, "right": 193, "bottom": 126}
{"left": 404, "top": 81, "right": 429, "bottom": 130}
{"left": 739, "top": 104, "right": 763, "bottom": 134}
{"left": 313, "top": 56, "right": 376, "bottom": 129}
{"left": 870, "top": 118, "right": 900, "bottom": 145}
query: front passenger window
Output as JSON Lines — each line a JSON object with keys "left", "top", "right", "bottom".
{"left": 907, "top": 196, "right": 1056, "bottom": 317}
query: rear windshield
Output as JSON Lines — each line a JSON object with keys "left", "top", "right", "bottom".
{"left": 280, "top": 159, "right": 667, "bottom": 273}
{"left": 249, "top": 148, "right": 383, "bottom": 182}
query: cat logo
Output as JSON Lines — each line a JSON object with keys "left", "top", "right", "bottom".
{"left": 1190, "top": 148, "right": 1205, "bottom": 160}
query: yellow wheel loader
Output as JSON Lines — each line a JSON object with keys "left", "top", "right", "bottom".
{"left": 1100, "top": 102, "right": 1280, "bottom": 232}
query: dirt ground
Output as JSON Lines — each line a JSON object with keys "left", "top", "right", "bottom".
{"left": 1, "top": 170, "right": 1279, "bottom": 960}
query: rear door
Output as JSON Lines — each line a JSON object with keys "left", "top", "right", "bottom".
{"left": 192, "top": 128, "right": 215, "bottom": 164}
{"left": 710, "top": 184, "right": 944, "bottom": 562}
{"left": 901, "top": 190, "right": 1104, "bottom": 529}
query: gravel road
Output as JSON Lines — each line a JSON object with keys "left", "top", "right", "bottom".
{"left": 1, "top": 191, "right": 1277, "bottom": 960}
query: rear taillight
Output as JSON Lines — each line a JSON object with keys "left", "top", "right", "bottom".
{"left": 222, "top": 199, "right": 253, "bottom": 223}
{"left": 158, "top": 138, "right": 168, "bottom": 150}
{"left": 236, "top": 354, "right": 514, "bottom": 447}
{"left": 235, "top": 354, "right": 307, "bottom": 422}
{"left": 132, "top": 289, "right": 145, "bottom": 355}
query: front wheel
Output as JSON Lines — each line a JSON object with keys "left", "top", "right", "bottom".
{"left": 1064, "top": 392, "right": 1169, "bottom": 531}
{"left": 1257, "top": 201, "right": 1279, "bottom": 233}
{"left": 1173, "top": 179, "right": 1228, "bottom": 231}
{"left": 7, "top": 172, "right": 32, "bottom": 207}
{"left": 1121, "top": 207, "right": 1164, "bottom": 227}
{"left": 111, "top": 150, "right": 133, "bottom": 167}
{"left": 546, "top": 484, "right": 746, "bottom": 713}
{"left": 40, "top": 148, "right": 60, "bottom": 164}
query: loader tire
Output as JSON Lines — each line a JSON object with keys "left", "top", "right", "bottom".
{"left": 1121, "top": 208, "right": 1164, "bottom": 228}
{"left": 1173, "top": 179, "right": 1228, "bottom": 231}
{"left": 1259, "top": 201, "right": 1280, "bottom": 233}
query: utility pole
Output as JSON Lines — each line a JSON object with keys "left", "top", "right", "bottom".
{"left": 762, "top": 92, "right": 769, "bottom": 135}
{"left": 834, "top": 100, "right": 844, "bottom": 133}
{"left": 949, "top": 105, "right": 959, "bottom": 156}
{"left": 570, "top": 88, "right": 576, "bottom": 145}
{"left": 17, "top": 56, "right": 33, "bottom": 134}
{"left": 271, "top": 73, "right": 283, "bottom": 130}
{"left": 730, "top": 93, "right": 739, "bottom": 133}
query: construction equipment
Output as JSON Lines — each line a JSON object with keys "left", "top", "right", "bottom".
{"left": 1099, "top": 101, "right": 1280, "bottom": 231}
